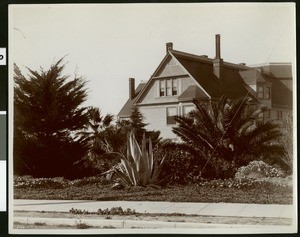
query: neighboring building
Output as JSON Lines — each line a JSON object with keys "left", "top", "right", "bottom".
{"left": 118, "top": 35, "right": 293, "bottom": 139}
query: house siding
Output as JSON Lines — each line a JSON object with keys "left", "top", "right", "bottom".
{"left": 139, "top": 105, "right": 178, "bottom": 139}
{"left": 139, "top": 101, "right": 197, "bottom": 139}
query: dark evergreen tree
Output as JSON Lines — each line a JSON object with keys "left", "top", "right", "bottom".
{"left": 14, "top": 58, "right": 89, "bottom": 178}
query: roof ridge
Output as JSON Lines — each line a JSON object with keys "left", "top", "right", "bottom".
{"left": 171, "top": 49, "right": 251, "bottom": 70}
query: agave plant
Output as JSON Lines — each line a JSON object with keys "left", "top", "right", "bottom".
{"left": 110, "top": 132, "right": 166, "bottom": 186}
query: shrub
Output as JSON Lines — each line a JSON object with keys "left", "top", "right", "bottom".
{"left": 157, "top": 145, "right": 200, "bottom": 185}
{"left": 235, "top": 160, "right": 285, "bottom": 179}
{"left": 14, "top": 176, "right": 66, "bottom": 189}
{"left": 69, "top": 176, "right": 109, "bottom": 187}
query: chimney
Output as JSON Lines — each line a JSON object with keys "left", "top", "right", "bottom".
{"left": 166, "top": 42, "right": 173, "bottom": 53}
{"left": 129, "top": 78, "right": 135, "bottom": 100}
{"left": 213, "top": 34, "right": 223, "bottom": 79}
{"left": 215, "top": 34, "right": 221, "bottom": 59}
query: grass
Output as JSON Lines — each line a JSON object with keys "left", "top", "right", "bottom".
{"left": 13, "top": 176, "right": 293, "bottom": 204}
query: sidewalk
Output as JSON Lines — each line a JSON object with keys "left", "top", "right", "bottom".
{"left": 12, "top": 199, "right": 297, "bottom": 233}
{"left": 14, "top": 199, "right": 294, "bottom": 218}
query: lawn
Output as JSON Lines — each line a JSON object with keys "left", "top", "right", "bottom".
{"left": 14, "top": 176, "right": 293, "bottom": 204}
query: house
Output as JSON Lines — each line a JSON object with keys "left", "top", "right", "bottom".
{"left": 118, "top": 34, "right": 293, "bottom": 139}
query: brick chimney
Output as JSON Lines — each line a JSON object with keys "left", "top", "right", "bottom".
{"left": 213, "top": 34, "right": 223, "bottom": 79}
{"left": 166, "top": 42, "right": 173, "bottom": 53}
{"left": 129, "top": 78, "right": 135, "bottom": 100}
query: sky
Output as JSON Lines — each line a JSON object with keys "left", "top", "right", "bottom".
{"left": 9, "top": 3, "right": 296, "bottom": 116}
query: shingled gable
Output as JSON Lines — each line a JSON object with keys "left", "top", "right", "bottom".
{"left": 133, "top": 51, "right": 211, "bottom": 105}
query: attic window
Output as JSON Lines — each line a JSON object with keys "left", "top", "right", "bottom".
{"left": 159, "top": 78, "right": 178, "bottom": 97}
{"left": 160, "top": 80, "right": 165, "bottom": 96}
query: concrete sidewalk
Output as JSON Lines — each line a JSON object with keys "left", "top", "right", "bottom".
{"left": 14, "top": 199, "right": 295, "bottom": 219}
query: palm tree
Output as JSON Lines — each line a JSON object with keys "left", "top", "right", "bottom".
{"left": 81, "top": 107, "right": 113, "bottom": 162}
{"left": 172, "top": 96, "right": 284, "bottom": 179}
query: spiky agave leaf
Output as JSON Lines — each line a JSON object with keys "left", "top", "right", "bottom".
{"left": 139, "top": 133, "right": 149, "bottom": 186}
{"left": 120, "top": 157, "right": 137, "bottom": 186}
{"left": 151, "top": 154, "right": 166, "bottom": 184}
{"left": 129, "top": 132, "right": 142, "bottom": 172}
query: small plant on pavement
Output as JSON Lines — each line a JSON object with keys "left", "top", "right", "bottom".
{"left": 76, "top": 221, "right": 91, "bottom": 229}
{"left": 70, "top": 207, "right": 136, "bottom": 216}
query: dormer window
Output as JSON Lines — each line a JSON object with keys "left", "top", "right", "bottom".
{"left": 257, "top": 86, "right": 264, "bottom": 98}
{"left": 257, "top": 85, "right": 271, "bottom": 99}
{"left": 159, "top": 78, "right": 178, "bottom": 97}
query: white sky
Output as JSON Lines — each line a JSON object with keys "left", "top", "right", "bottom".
{"left": 9, "top": 3, "right": 296, "bottom": 116}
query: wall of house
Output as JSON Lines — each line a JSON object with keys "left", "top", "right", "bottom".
{"left": 139, "top": 101, "right": 196, "bottom": 139}
{"left": 139, "top": 105, "right": 177, "bottom": 139}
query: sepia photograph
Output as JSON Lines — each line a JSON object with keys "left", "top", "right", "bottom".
{"left": 8, "top": 2, "right": 297, "bottom": 235}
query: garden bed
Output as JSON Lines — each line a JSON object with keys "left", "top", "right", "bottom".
{"left": 14, "top": 176, "right": 293, "bottom": 204}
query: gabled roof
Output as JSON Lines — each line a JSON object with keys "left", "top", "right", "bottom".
{"left": 171, "top": 50, "right": 255, "bottom": 100}
{"left": 118, "top": 47, "right": 292, "bottom": 118}
{"left": 178, "top": 85, "right": 209, "bottom": 102}
{"left": 118, "top": 82, "right": 147, "bottom": 118}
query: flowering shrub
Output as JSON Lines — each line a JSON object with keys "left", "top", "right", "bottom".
{"left": 235, "top": 160, "right": 285, "bottom": 179}
{"left": 197, "top": 177, "right": 290, "bottom": 190}
{"left": 68, "top": 176, "right": 109, "bottom": 187}
{"left": 14, "top": 176, "right": 66, "bottom": 189}
{"left": 14, "top": 175, "right": 109, "bottom": 189}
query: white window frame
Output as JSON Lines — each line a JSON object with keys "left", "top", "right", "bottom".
{"left": 166, "top": 107, "right": 177, "bottom": 125}
{"left": 158, "top": 78, "right": 178, "bottom": 97}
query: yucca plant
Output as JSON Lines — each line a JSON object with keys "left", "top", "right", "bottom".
{"left": 110, "top": 132, "right": 166, "bottom": 186}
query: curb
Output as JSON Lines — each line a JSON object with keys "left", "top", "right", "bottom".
{"left": 14, "top": 216, "right": 293, "bottom": 229}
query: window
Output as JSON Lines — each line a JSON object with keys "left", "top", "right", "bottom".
{"left": 166, "top": 107, "right": 177, "bottom": 124}
{"left": 166, "top": 79, "right": 172, "bottom": 96}
{"left": 183, "top": 105, "right": 194, "bottom": 117}
{"left": 265, "top": 86, "right": 271, "bottom": 99}
{"left": 159, "top": 80, "right": 165, "bottom": 96}
{"left": 172, "top": 79, "right": 178, "bottom": 95}
{"left": 257, "top": 86, "right": 264, "bottom": 99}
{"left": 159, "top": 78, "right": 178, "bottom": 97}
{"left": 257, "top": 86, "right": 271, "bottom": 99}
